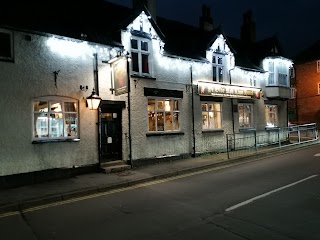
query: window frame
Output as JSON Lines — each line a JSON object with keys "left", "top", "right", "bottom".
{"left": 147, "top": 97, "right": 180, "bottom": 133}
{"left": 0, "top": 28, "right": 14, "bottom": 62}
{"left": 212, "top": 53, "right": 225, "bottom": 83}
{"left": 201, "top": 102, "right": 222, "bottom": 130}
{"left": 317, "top": 60, "right": 320, "bottom": 73}
{"left": 131, "top": 36, "right": 152, "bottom": 77}
{"left": 32, "top": 97, "right": 79, "bottom": 142}
{"left": 265, "top": 104, "right": 278, "bottom": 128}
{"left": 238, "top": 103, "right": 254, "bottom": 129}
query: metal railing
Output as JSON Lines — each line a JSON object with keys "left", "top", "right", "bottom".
{"left": 226, "top": 123, "right": 318, "bottom": 159}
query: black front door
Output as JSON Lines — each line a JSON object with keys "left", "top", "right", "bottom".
{"left": 100, "top": 111, "right": 122, "bottom": 162}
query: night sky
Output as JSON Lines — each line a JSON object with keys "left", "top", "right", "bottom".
{"left": 108, "top": 0, "right": 319, "bottom": 58}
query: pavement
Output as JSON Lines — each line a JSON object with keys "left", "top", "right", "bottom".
{"left": 0, "top": 142, "right": 319, "bottom": 215}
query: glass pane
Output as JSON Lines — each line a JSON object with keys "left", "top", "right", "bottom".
{"left": 142, "top": 54, "right": 149, "bottom": 73}
{"left": 34, "top": 113, "right": 48, "bottom": 138}
{"left": 208, "top": 112, "right": 215, "bottom": 128}
{"left": 214, "top": 103, "right": 221, "bottom": 111}
{"left": 65, "top": 113, "right": 77, "bottom": 137}
{"left": 34, "top": 101, "right": 48, "bottom": 112}
{"left": 218, "top": 67, "right": 223, "bottom": 81}
{"left": 158, "top": 100, "right": 164, "bottom": 110}
{"left": 131, "top": 52, "right": 139, "bottom": 72}
{"left": 50, "top": 102, "right": 62, "bottom": 112}
{"left": 0, "top": 32, "right": 11, "bottom": 58}
{"left": 202, "top": 104, "right": 207, "bottom": 111}
{"left": 148, "top": 99, "right": 155, "bottom": 111}
{"left": 172, "top": 112, "right": 180, "bottom": 130}
{"left": 141, "top": 41, "right": 148, "bottom": 51}
{"left": 49, "top": 113, "right": 63, "bottom": 137}
{"left": 148, "top": 112, "right": 156, "bottom": 131}
{"left": 173, "top": 100, "right": 179, "bottom": 111}
{"left": 212, "top": 56, "right": 216, "bottom": 64}
{"left": 213, "top": 66, "right": 217, "bottom": 81}
{"left": 157, "top": 112, "right": 164, "bottom": 131}
{"left": 218, "top": 57, "right": 222, "bottom": 64}
{"left": 165, "top": 112, "right": 172, "bottom": 131}
{"left": 131, "top": 39, "right": 138, "bottom": 49}
{"left": 164, "top": 100, "right": 171, "bottom": 111}
{"left": 202, "top": 112, "right": 208, "bottom": 129}
{"left": 65, "top": 102, "right": 77, "bottom": 112}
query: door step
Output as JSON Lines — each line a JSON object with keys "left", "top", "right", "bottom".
{"left": 100, "top": 160, "right": 131, "bottom": 174}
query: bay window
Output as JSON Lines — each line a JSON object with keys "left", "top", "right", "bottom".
{"left": 33, "top": 97, "right": 78, "bottom": 140}
{"left": 238, "top": 103, "right": 253, "bottom": 129}
{"left": 148, "top": 98, "right": 180, "bottom": 132}
{"left": 202, "top": 102, "right": 222, "bottom": 130}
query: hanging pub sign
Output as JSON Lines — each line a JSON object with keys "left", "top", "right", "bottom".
{"left": 113, "top": 57, "right": 128, "bottom": 96}
{"left": 197, "top": 82, "right": 260, "bottom": 99}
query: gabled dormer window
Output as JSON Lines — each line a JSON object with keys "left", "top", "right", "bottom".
{"left": 212, "top": 54, "right": 224, "bottom": 82}
{"left": 131, "top": 36, "right": 151, "bottom": 76}
{"left": 0, "top": 29, "right": 14, "bottom": 62}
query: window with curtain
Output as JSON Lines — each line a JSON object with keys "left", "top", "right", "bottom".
{"left": 131, "top": 37, "right": 151, "bottom": 76}
{"left": 265, "top": 105, "right": 278, "bottom": 128}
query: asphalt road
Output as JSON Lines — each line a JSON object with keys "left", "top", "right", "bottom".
{"left": 1, "top": 145, "right": 320, "bottom": 240}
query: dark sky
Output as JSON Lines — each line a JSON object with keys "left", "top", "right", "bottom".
{"left": 107, "top": 0, "right": 319, "bottom": 58}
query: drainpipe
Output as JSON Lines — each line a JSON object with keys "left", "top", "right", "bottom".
{"left": 229, "top": 67, "right": 236, "bottom": 134}
{"left": 126, "top": 55, "right": 133, "bottom": 168}
{"left": 190, "top": 65, "right": 196, "bottom": 157}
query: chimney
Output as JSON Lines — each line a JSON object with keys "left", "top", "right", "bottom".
{"left": 133, "top": 0, "right": 157, "bottom": 22}
{"left": 199, "top": 4, "right": 214, "bottom": 32}
{"left": 240, "top": 10, "right": 256, "bottom": 43}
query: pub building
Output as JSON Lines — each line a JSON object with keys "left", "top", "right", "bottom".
{"left": 0, "top": 1, "right": 293, "bottom": 186}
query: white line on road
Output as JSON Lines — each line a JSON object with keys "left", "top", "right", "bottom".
{"left": 225, "top": 174, "right": 318, "bottom": 212}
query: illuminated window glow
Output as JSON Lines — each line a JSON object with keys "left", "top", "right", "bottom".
{"left": 33, "top": 97, "right": 78, "bottom": 140}
{"left": 148, "top": 98, "right": 180, "bottom": 132}
{"left": 238, "top": 103, "right": 253, "bottom": 128}
{"left": 202, "top": 102, "right": 222, "bottom": 130}
{"left": 265, "top": 105, "right": 278, "bottom": 128}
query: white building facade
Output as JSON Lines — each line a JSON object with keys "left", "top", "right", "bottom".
{"left": 0, "top": 3, "right": 292, "bottom": 186}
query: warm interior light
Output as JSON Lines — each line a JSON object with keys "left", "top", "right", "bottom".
{"left": 86, "top": 88, "right": 101, "bottom": 110}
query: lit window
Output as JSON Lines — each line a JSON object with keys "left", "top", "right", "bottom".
{"left": 33, "top": 97, "right": 78, "bottom": 140}
{"left": 148, "top": 98, "right": 180, "bottom": 132}
{"left": 0, "top": 29, "right": 13, "bottom": 61}
{"left": 238, "top": 103, "right": 253, "bottom": 128}
{"left": 318, "top": 83, "right": 320, "bottom": 95}
{"left": 317, "top": 60, "right": 320, "bottom": 73}
{"left": 265, "top": 105, "right": 278, "bottom": 128}
{"left": 131, "top": 37, "right": 151, "bottom": 76}
{"left": 202, "top": 102, "right": 222, "bottom": 130}
{"left": 212, "top": 54, "right": 224, "bottom": 82}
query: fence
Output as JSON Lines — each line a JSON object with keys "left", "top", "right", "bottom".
{"left": 226, "top": 123, "right": 319, "bottom": 159}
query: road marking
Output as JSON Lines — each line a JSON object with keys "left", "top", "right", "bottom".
{"left": 0, "top": 161, "right": 249, "bottom": 218}
{"left": 314, "top": 153, "right": 320, "bottom": 157}
{"left": 225, "top": 174, "right": 318, "bottom": 212}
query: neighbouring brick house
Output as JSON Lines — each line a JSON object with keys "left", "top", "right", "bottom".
{"left": 289, "top": 40, "right": 320, "bottom": 127}
{"left": 0, "top": 0, "right": 293, "bottom": 188}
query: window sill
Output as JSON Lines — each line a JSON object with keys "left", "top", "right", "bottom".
{"left": 202, "top": 129, "right": 224, "bottom": 133}
{"left": 131, "top": 74, "right": 156, "bottom": 80}
{"left": 265, "top": 127, "right": 280, "bottom": 131}
{"left": 32, "top": 138, "right": 80, "bottom": 144}
{"left": 239, "top": 128, "right": 256, "bottom": 132}
{"left": 146, "top": 131, "right": 184, "bottom": 137}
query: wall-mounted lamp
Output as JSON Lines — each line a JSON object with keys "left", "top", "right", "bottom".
{"left": 86, "top": 88, "right": 101, "bottom": 110}
{"left": 80, "top": 85, "right": 88, "bottom": 91}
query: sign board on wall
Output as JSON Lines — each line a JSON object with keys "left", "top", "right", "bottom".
{"left": 112, "top": 58, "right": 128, "bottom": 96}
{"left": 198, "top": 82, "right": 260, "bottom": 99}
